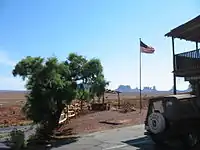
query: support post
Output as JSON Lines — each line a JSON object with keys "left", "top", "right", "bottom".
{"left": 117, "top": 92, "right": 120, "bottom": 109}
{"left": 67, "top": 105, "right": 69, "bottom": 122}
{"left": 196, "top": 42, "right": 199, "bottom": 58}
{"left": 172, "top": 37, "right": 177, "bottom": 94}
{"left": 196, "top": 42, "right": 198, "bottom": 50}
{"left": 196, "top": 42, "right": 199, "bottom": 97}
{"left": 139, "top": 38, "right": 142, "bottom": 113}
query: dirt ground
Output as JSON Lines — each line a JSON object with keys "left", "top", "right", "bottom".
{"left": 0, "top": 105, "right": 30, "bottom": 126}
{"left": 0, "top": 91, "right": 149, "bottom": 134}
{"left": 58, "top": 109, "right": 147, "bottom": 135}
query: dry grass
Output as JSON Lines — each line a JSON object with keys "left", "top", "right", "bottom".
{"left": 0, "top": 91, "right": 27, "bottom": 106}
{"left": 0, "top": 91, "right": 158, "bottom": 108}
{"left": 103, "top": 92, "right": 166, "bottom": 109}
{"left": 0, "top": 91, "right": 27, "bottom": 126}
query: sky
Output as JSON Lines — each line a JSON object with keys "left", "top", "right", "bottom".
{"left": 0, "top": 0, "right": 200, "bottom": 91}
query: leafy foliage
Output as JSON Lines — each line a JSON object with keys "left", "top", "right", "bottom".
{"left": 12, "top": 53, "right": 107, "bottom": 137}
{"left": 90, "top": 75, "right": 109, "bottom": 103}
{"left": 9, "top": 129, "right": 25, "bottom": 150}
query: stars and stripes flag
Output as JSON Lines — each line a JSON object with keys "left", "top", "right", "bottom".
{"left": 140, "top": 40, "right": 155, "bottom": 54}
{"left": 139, "top": 39, "right": 155, "bottom": 113}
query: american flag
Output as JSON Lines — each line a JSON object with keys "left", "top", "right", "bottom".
{"left": 140, "top": 41, "right": 155, "bottom": 54}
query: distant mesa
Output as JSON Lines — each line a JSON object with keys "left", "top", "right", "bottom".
{"left": 115, "top": 85, "right": 192, "bottom": 94}
{"left": 0, "top": 85, "right": 192, "bottom": 95}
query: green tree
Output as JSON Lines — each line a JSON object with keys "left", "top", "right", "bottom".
{"left": 90, "top": 75, "right": 109, "bottom": 103}
{"left": 66, "top": 53, "right": 104, "bottom": 109}
{"left": 76, "top": 83, "right": 90, "bottom": 110}
{"left": 12, "top": 53, "right": 104, "bottom": 137}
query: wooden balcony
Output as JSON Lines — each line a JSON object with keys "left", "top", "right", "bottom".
{"left": 174, "top": 49, "right": 200, "bottom": 77}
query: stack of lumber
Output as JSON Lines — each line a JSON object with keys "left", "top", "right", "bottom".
{"left": 119, "top": 102, "right": 136, "bottom": 113}
{"left": 59, "top": 100, "right": 87, "bottom": 124}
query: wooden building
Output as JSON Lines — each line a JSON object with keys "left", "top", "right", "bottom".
{"left": 165, "top": 15, "right": 200, "bottom": 94}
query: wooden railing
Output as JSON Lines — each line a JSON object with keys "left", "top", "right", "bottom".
{"left": 175, "top": 49, "right": 200, "bottom": 76}
{"left": 176, "top": 49, "right": 200, "bottom": 58}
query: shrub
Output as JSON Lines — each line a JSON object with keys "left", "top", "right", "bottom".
{"left": 9, "top": 129, "right": 25, "bottom": 150}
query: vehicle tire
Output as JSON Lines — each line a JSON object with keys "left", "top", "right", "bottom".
{"left": 148, "top": 112, "right": 166, "bottom": 134}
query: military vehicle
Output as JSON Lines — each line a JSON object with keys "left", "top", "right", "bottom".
{"left": 144, "top": 15, "right": 200, "bottom": 148}
{"left": 145, "top": 94, "right": 200, "bottom": 147}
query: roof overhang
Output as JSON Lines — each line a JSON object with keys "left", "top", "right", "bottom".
{"left": 165, "top": 15, "right": 200, "bottom": 42}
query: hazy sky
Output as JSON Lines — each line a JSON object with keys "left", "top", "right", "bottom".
{"left": 0, "top": 0, "right": 200, "bottom": 91}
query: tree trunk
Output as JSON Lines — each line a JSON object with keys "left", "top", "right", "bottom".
{"left": 81, "top": 100, "right": 83, "bottom": 111}
{"left": 46, "top": 108, "right": 63, "bottom": 136}
{"left": 97, "top": 95, "right": 101, "bottom": 103}
{"left": 102, "top": 93, "right": 105, "bottom": 104}
{"left": 41, "top": 102, "right": 64, "bottom": 138}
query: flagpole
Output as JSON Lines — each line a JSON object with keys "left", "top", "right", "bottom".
{"left": 139, "top": 38, "right": 142, "bottom": 113}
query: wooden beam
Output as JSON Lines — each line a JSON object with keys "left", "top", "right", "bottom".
{"left": 172, "top": 37, "right": 177, "bottom": 94}
{"left": 196, "top": 42, "right": 199, "bottom": 50}
{"left": 117, "top": 92, "right": 120, "bottom": 109}
{"left": 174, "top": 24, "right": 200, "bottom": 37}
{"left": 196, "top": 41, "right": 199, "bottom": 58}
{"left": 174, "top": 68, "right": 200, "bottom": 77}
{"left": 183, "top": 28, "right": 200, "bottom": 42}
{"left": 165, "top": 15, "right": 200, "bottom": 37}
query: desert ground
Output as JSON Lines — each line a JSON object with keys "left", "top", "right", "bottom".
{"left": 0, "top": 91, "right": 162, "bottom": 135}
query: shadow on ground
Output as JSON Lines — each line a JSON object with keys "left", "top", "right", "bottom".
{"left": 26, "top": 136, "right": 79, "bottom": 150}
{"left": 0, "top": 136, "right": 79, "bottom": 150}
{"left": 55, "top": 128, "right": 76, "bottom": 136}
{"left": 99, "top": 121, "right": 123, "bottom": 125}
{"left": 50, "top": 136, "right": 79, "bottom": 148}
{"left": 0, "top": 128, "right": 79, "bottom": 150}
{"left": 122, "top": 136, "right": 185, "bottom": 150}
